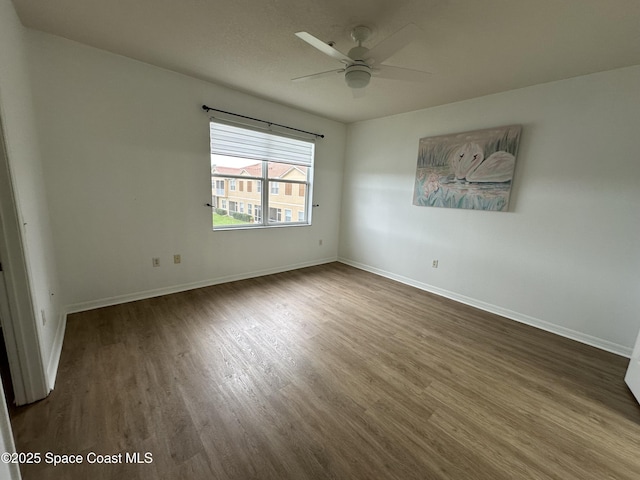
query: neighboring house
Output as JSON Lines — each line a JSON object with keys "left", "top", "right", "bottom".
{"left": 212, "top": 162, "right": 308, "bottom": 223}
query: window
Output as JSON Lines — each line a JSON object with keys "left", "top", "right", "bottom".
{"left": 214, "top": 180, "right": 225, "bottom": 196}
{"left": 221, "top": 200, "right": 227, "bottom": 209}
{"left": 269, "top": 208, "right": 282, "bottom": 222}
{"left": 210, "top": 121, "right": 314, "bottom": 229}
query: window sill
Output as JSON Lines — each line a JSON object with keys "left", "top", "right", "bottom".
{"left": 212, "top": 223, "right": 311, "bottom": 232}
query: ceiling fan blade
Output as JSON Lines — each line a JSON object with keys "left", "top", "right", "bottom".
{"left": 365, "top": 23, "right": 422, "bottom": 64}
{"left": 295, "top": 32, "right": 352, "bottom": 64}
{"left": 292, "top": 68, "right": 345, "bottom": 82}
{"left": 373, "top": 65, "right": 431, "bottom": 82}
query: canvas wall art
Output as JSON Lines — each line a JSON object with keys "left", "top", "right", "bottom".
{"left": 413, "top": 125, "right": 522, "bottom": 211}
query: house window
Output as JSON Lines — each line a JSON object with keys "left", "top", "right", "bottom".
{"left": 269, "top": 208, "right": 282, "bottom": 222}
{"left": 221, "top": 200, "right": 227, "bottom": 209}
{"left": 215, "top": 180, "right": 225, "bottom": 196}
{"left": 210, "top": 121, "right": 314, "bottom": 229}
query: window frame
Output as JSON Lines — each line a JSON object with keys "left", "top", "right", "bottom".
{"left": 210, "top": 121, "right": 315, "bottom": 231}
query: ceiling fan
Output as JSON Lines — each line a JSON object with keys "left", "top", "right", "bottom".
{"left": 293, "top": 24, "right": 431, "bottom": 94}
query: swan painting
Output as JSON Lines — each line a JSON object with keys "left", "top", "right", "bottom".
{"left": 413, "top": 125, "right": 521, "bottom": 211}
{"left": 451, "top": 143, "right": 516, "bottom": 183}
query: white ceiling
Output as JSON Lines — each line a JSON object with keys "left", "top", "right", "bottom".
{"left": 11, "top": 0, "right": 640, "bottom": 123}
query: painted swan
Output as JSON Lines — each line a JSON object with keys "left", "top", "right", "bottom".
{"left": 450, "top": 142, "right": 515, "bottom": 183}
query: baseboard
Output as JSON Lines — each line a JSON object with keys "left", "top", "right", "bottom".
{"left": 65, "top": 256, "right": 339, "bottom": 315}
{"left": 338, "top": 257, "right": 632, "bottom": 358}
{"left": 46, "top": 312, "right": 67, "bottom": 391}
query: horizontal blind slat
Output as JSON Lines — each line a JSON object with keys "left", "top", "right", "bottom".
{"left": 210, "top": 121, "right": 314, "bottom": 166}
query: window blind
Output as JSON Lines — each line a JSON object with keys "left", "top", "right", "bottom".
{"left": 210, "top": 120, "right": 315, "bottom": 166}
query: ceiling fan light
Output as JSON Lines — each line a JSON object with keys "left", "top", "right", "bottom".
{"left": 345, "top": 69, "right": 371, "bottom": 89}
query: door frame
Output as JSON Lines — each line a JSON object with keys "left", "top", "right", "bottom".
{"left": 625, "top": 328, "right": 640, "bottom": 404}
{"left": 0, "top": 111, "right": 48, "bottom": 405}
{"left": 0, "top": 228, "right": 27, "bottom": 405}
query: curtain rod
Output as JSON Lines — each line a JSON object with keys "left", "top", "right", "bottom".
{"left": 201, "top": 105, "right": 324, "bottom": 139}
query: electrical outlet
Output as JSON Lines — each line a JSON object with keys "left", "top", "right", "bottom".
{"left": 432, "top": 260, "right": 439, "bottom": 268}
{"left": 174, "top": 254, "right": 181, "bottom": 264}
{"left": 152, "top": 257, "right": 160, "bottom": 267}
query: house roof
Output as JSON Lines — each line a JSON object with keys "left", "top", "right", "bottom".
{"left": 212, "top": 162, "right": 305, "bottom": 179}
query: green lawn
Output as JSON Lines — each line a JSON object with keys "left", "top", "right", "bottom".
{"left": 213, "top": 213, "right": 251, "bottom": 226}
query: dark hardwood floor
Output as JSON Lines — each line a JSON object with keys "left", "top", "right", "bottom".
{"left": 9, "top": 262, "right": 640, "bottom": 479}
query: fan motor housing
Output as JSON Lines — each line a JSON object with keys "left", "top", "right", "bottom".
{"left": 345, "top": 63, "right": 371, "bottom": 89}
{"left": 348, "top": 45, "right": 369, "bottom": 61}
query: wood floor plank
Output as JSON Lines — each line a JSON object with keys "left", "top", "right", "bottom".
{"left": 8, "top": 262, "right": 640, "bottom": 479}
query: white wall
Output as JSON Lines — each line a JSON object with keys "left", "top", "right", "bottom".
{"left": 0, "top": 0, "right": 62, "bottom": 399}
{"left": 26, "top": 31, "right": 346, "bottom": 311}
{"left": 339, "top": 66, "right": 640, "bottom": 355}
